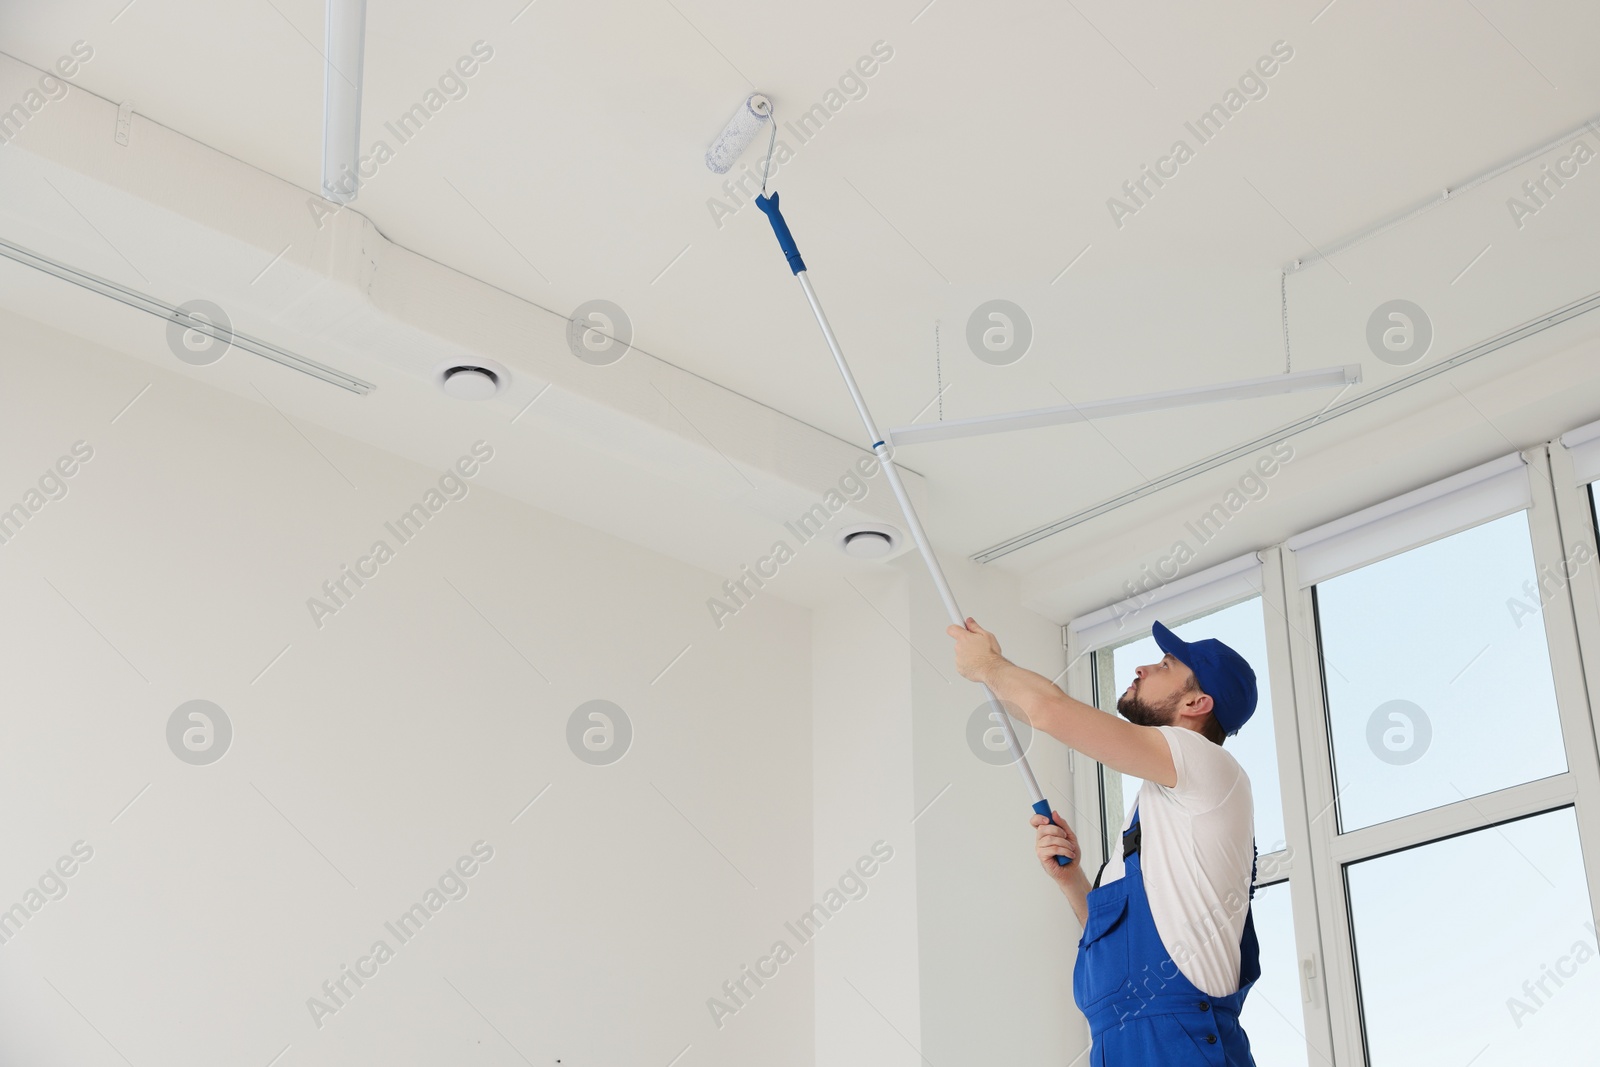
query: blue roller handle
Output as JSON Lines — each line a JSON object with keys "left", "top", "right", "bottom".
{"left": 1033, "top": 799, "right": 1073, "bottom": 866}
{"left": 754, "top": 192, "right": 807, "bottom": 274}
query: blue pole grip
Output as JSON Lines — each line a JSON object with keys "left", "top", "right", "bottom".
{"left": 754, "top": 192, "right": 807, "bottom": 274}
{"left": 1032, "top": 798, "right": 1072, "bottom": 866}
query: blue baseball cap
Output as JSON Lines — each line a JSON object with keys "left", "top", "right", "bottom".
{"left": 1150, "top": 620, "right": 1258, "bottom": 735}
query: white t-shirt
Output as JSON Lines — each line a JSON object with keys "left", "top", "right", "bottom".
{"left": 1097, "top": 725, "right": 1256, "bottom": 998}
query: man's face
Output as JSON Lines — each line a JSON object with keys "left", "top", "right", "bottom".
{"left": 1116, "top": 653, "right": 1198, "bottom": 727}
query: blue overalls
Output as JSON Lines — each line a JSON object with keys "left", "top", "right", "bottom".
{"left": 1073, "top": 806, "right": 1261, "bottom": 1066}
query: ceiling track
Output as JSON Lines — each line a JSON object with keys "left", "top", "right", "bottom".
{"left": 1286, "top": 113, "right": 1600, "bottom": 273}
{"left": 973, "top": 285, "right": 1600, "bottom": 564}
{"left": 0, "top": 233, "right": 376, "bottom": 395}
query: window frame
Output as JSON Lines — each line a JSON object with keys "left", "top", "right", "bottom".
{"left": 1282, "top": 444, "right": 1600, "bottom": 1065}
{"left": 1062, "top": 437, "right": 1600, "bottom": 1066}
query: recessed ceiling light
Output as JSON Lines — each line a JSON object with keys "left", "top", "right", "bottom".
{"left": 837, "top": 523, "right": 901, "bottom": 559}
{"left": 434, "top": 357, "right": 510, "bottom": 401}
{"left": 443, "top": 366, "right": 498, "bottom": 400}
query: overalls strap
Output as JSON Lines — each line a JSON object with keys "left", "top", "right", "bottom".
{"left": 1091, "top": 806, "right": 1141, "bottom": 890}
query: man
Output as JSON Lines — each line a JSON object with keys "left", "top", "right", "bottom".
{"left": 948, "top": 616, "right": 1261, "bottom": 1066}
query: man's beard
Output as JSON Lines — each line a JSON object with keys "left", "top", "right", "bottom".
{"left": 1116, "top": 689, "right": 1177, "bottom": 728}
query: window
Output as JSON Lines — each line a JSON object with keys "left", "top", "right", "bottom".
{"left": 1239, "top": 879, "right": 1311, "bottom": 1067}
{"left": 1313, "top": 511, "right": 1568, "bottom": 833}
{"left": 1066, "top": 438, "right": 1600, "bottom": 1067}
{"left": 1344, "top": 807, "right": 1598, "bottom": 1065}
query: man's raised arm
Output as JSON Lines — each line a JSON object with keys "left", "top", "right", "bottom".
{"left": 948, "top": 617, "right": 1177, "bottom": 787}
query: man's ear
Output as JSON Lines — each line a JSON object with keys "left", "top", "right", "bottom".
{"left": 1179, "top": 690, "right": 1214, "bottom": 721}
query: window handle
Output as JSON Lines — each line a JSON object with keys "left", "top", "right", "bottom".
{"left": 1300, "top": 954, "right": 1320, "bottom": 1007}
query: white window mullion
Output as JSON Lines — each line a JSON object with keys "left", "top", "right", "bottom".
{"left": 1257, "top": 546, "right": 1339, "bottom": 1065}
{"left": 1059, "top": 640, "right": 1108, "bottom": 878}
{"left": 1277, "top": 544, "right": 1367, "bottom": 1067}
{"left": 1055, "top": 635, "right": 1097, "bottom": 1063}
{"left": 1326, "top": 772, "right": 1579, "bottom": 866}
{"left": 1538, "top": 441, "right": 1600, "bottom": 930}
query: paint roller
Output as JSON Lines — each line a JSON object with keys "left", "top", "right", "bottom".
{"left": 705, "top": 89, "right": 1070, "bottom": 865}
{"left": 705, "top": 93, "right": 773, "bottom": 174}
{"left": 735, "top": 181, "right": 1073, "bottom": 867}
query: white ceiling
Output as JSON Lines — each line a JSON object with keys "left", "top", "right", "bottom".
{"left": 3, "top": 0, "right": 1600, "bottom": 621}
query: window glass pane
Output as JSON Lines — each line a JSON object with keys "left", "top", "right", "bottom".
{"left": 1315, "top": 511, "right": 1567, "bottom": 833}
{"left": 1238, "top": 880, "right": 1311, "bottom": 1067}
{"left": 1098, "top": 597, "right": 1286, "bottom": 853}
{"left": 1346, "top": 807, "right": 1599, "bottom": 1065}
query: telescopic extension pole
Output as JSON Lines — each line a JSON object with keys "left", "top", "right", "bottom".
{"left": 753, "top": 191, "right": 1070, "bottom": 865}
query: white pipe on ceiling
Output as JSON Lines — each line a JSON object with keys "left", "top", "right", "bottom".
{"left": 887, "top": 364, "right": 1361, "bottom": 447}
{"left": 321, "top": 0, "right": 367, "bottom": 204}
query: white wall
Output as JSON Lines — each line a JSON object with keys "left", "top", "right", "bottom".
{"left": 811, "top": 549, "right": 1088, "bottom": 1067}
{"left": 812, "top": 567, "right": 923, "bottom": 1065}
{"left": 0, "top": 309, "right": 814, "bottom": 1067}
{"left": 906, "top": 549, "right": 1088, "bottom": 1065}
{"left": 0, "top": 305, "right": 1089, "bottom": 1066}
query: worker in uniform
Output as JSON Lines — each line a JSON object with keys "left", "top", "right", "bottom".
{"left": 948, "top": 617, "right": 1261, "bottom": 1066}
